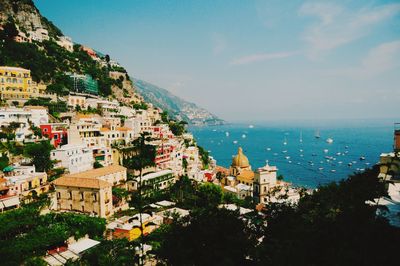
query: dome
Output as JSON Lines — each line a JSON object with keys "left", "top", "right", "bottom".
{"left": 232, "top": 147, "right": 250, "bottom": 168}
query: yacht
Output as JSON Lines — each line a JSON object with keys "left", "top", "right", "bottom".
{"left": 326, "top": 138, "right": 334, "bottom": 144}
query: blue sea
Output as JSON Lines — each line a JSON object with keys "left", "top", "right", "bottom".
{"left": 190, "top": 120, "right": 396, "bottom": 188}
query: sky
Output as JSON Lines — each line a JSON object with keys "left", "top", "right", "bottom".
{"left": 34, "top": 0, "right": 400, "bottom": 122}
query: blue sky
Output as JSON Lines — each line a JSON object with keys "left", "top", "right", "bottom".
{"left": 34, "top": 0, "right": 400, "bottom": 122}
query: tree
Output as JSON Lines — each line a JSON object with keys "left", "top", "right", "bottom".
{"left": 155, "top": 207, "right": 255, "bottom": 265}
{"left": 195, "top": 183, "right": 223, "bottom": 209}
{"left": 23, "top": 140, "right": 54, "bottom": 172}
{"left": 2, "top": 18, "right": 18, "bottom": 41}
{"left": 254, "top": 166, "right": 400, "bottom": 265}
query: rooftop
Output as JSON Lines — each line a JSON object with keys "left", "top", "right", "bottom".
{"left": 53, "top": 176, "right": 111, "bottom": 189}
{"left": 64, "top": 165, "right": 126, "bottom": 179}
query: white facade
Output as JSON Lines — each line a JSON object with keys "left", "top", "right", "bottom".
{"left": 56, "top": 36, "right": 74, "bottom": 52}
{"left": 51, "top": 144, "right": 94, "bottom": 174}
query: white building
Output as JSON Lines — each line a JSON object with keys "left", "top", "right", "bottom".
{"left": 51, "top": 144, "right": 94, "bottom": 174}
{"left": 28, "top": 28, "right": 49, "bottom": 42}
{"left": 253, "top": 162, "right": 278, "bottom": 204}
{"left": 56, "top": 36, "right": 74, "bottom": 52}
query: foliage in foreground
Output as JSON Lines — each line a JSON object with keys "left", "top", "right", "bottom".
{"left": 0, "top": 203, "right": 106, "bottom": 266}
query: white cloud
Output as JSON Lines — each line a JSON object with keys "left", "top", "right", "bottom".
{"left": 331, "top": 40, "right": 400, "bottom": 78}
{"left": 230, "top": 51, "right": 296, "bottom": 66}
{"left": 299, "top": 2, "right": 400, "bottom": 58}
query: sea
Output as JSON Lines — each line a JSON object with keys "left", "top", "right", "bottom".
{"left": 189, "top": 119, "right": 396, "bottom": 189}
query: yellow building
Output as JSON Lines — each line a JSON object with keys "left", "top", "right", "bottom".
{"left": 108, "top": 213, "right": 161, "bottom": 241}
{"left": 52, "top": 176, "right": 113, "bottom": 218}
{"left": 0, "top": 66, "right": 47, "bottom": 100}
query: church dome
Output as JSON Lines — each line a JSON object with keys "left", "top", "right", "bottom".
{"left": 232, "top": 147, "right": 250, "bottom": 168}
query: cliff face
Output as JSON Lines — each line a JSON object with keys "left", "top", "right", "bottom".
{"left": 0, "top": 0, "right": 62, "bottom": 37}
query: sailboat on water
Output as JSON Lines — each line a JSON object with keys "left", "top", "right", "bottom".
{"left": 315, "top": 129, "right": 320, "bottom": 139}
{"left": 300, "top": 131, "right": 303, "bottom": 143}
{"left": 283, "top": 136, "right": 288, "bottom": 145}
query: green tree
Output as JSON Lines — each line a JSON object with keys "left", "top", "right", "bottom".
{"left": 196, "top": 183, "right": 223, "bottom": 209}
{"left": 23, "top": 140, "right": 54, "bottom": 172}
{"left": 155, "top": 207, "right": 255, "bottom": 265}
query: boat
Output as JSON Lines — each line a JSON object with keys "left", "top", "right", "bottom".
{"left": 266, "top": 147, "right": 271, "bottom": 151}
{"left": 299, "top": 149, "right": 303, "bottom": 152}
{"left": 300, "top": 154, "right": 304, "bottom": 157}
{"left": 326, "top": 138, "right": 333, "bottom": 144}
{"left": 282, "top": 150, "right": 288, "bottom": 153}
{"left": 242, "top": 134, "right": 246, "bottom": 139}
{"left": 315, "top": 129, "right": 321, "bottom": 139}
{"left": 319, "top": 167, "right": 324, "bottom": 171}
{"left": 225, "top": 132, "right": 230, "bottom": 137}
{"left": 300, "top": 131, "right": 303, "bottom": 143}
{"left": 285, "top": 156, "right": 291, "bottom": 160}
{"left": 348, "top": 163, "right": 353, "bottom": 166}
{"left": 233, "top": 140, "right": 238, "bottom": 144}
{"left": 212, "top": 129, "right": 217, "bottom": 132}
{"left": 249, "top": 125, "right": 254, "bottom": 129}
{"left": 323, "top": 149, "right": 329, "bottom": 153}
{"left": 360, "top": 156, "right": 366, "bottom": 160}
{"left": 331, "top": 169, "right": 336, "bottom": 173}
{"left": 283, "top": 136, "right": 287, "bottom": 146}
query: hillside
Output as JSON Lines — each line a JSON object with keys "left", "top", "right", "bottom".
{"left": 133, "top": 78, "right": 225, "bottom": 125}
{"left": 0, "top": 0, "right": 224, "bottom": 125}
{"left": 0, "top": 0, "right": 138, "bottom": 103}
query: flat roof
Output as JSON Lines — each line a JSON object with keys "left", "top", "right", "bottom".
{"left": 53, "top": 176, "right": 111, "bottom": 189}
{"left": 68, "top": 238, "right": 100, "bottom": 254}
{"left": 64, "top": 165, "right": 126, "bottom": 179}
{"left": 141, "top": 170, "right": 174, "bottom": 181}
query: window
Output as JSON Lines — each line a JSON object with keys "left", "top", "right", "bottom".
{"left": 70, "top": 204, "right": 72, "bottom": 210}
{"left": 93, "top": 193, "right": 97, "bottom": 201}
{"left": 80, "top": 192, "right": 84, "bottom": 200}
{"left": 57, "top": 192, "right": 61, "bottom": 199}
{"left": 68, "top": 191, "right": 72, "bottom": 199}
{"left": 82, "top": 206, "right": 85, "bottom": 212}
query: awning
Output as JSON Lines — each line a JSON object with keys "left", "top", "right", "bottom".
{"left": 0, "top": 196, "right": 20, "bottom": 208}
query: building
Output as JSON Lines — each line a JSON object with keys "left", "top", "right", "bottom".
{"left": 23, "top": 106, "right": 49, "bottom": 125}
{"left": 0, "top": 66, "right": 47, "bottom": 100}
{"left": 4, "top": 165, "right": 49, "bottom": 199}
{"left": 56, "top": 36, "right": 74, "bottom": 52}
{"left": 52, "top": 176, "right": 113, "bottom": 218}
{"left": 67, "top": 95, "right": 87, "bottom": 109}
{"left": 134, "top": 170, "right": 175, "bottom": 196}
{"left": 51, "top": 144, "right": 94, "bottom": 174}
{"left": 253, "top": 162, "right": 278, "bottom": 204}
{"left": 69, "top": 73, "right": 98, "bottom": 95}
{"left": 80, "top": 46, "right": 97, "bottom": 59}
{"left": 230, "top": 147, "right": 252, "bottom": 177}
{"left": 0, "top": 106, "right": 48, "bottom": 141}
{"left": 28, "top": 28, "right": 49, "bottom": 42}
{"left": 40, "top": 123, "right": 68, "bottom": 147}
{"left": 62, "top": 165, "right": 127, "bottom": 187}
{"left": 107, "top": 213, "right": 162, "bottom": 241}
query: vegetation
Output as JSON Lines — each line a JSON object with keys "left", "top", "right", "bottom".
{"left": 24, "top": 97, "right": 68, "bottom": 116}
{"left": 168, "top": 120, "right": 187, "bottom": 136}
{"left": 23, "top": 140, "right": 54, "bottom": 172}
{"left": 132, "top": 102, "right": 148, "bottom": 110}
{"left": 197, "top": 145, "right": 210, "bottom": 168}
{"left": 0, "top": 203, "right": 106, "bottom": 265}
{"left": 154, "top": 207, "right": 255, "bottom": 266}
{"left": 0, "top": 25, "right": 117, "bottom": 96}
